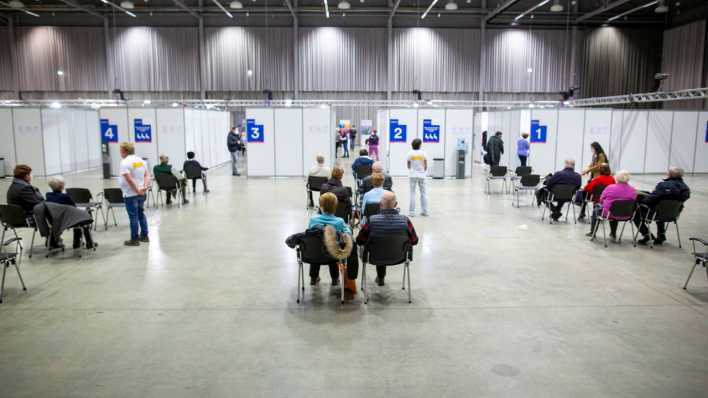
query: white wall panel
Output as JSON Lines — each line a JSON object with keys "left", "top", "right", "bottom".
{"left": 128, "top": 108, "right": 158, "bottom": 170}
{"left": 375, "top": 108, "right": 388, "bottom": 169}
{"left": 13, "top": 108, "right": 45, "bottom": 176}
{"left": 245, "top": 108, "right": 275, "bottom": 176}
{"left": 86, "top": 111, "right": 101, "bottom": 169}
{"left": 71, "top": 110, "right": 89, "bottom": 171}
{"left": 527, "top": 109, "right": 557, "bottom": 176}
{"left": 156, "top": 108, "right": 186, "bottom": 169}
{"left": 608, "top": 110, "right": 623, "bottom": 172}
{"left": 184, "top": 108, "right": 197, "bottom": 158}
{"left": 581, "top": 109, "right": 613, "bottom": 171}
{"left": 274, "top": 108, "right": 303, "bottom": 176}
{"left": 670, "top": 111, "right": 698, "bottom": 173}
{"left": 444, "top": 109, "right": 473, "bottom": 177}
{"left": 645, "top": 111, "right": 673, "bottom": 174}
{"left": 302, "top": 107, "right": 333, "bottom": 174}
{"left": 618, "top": 111, "right": 648, "bottom": 173}
{"left": 386, "top": 108, "right": 418, "bottom": 176}
{"left": 41, "top": 109, "right": 62, "bottom": 175}
{"left": 555, "top": 109, "right": 585, "bottom": 171}
{"left": 694, "top": 112, "right": 708, "bottom": 172}
{"left": 417, "top": 108, "right": 445, "bottom": 176}
{"left": 59, "top": 110, "right": 77, "bottom": 173}
{"left": 0, "top": 109, "right": 16, "bottom": 175}
{"left": 99, "top": 108, "right": 130, "bottom": 176}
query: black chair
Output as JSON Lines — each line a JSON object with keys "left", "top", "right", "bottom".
{"left": 353, "top": 163, "right": 373, "bottom": 193}
{"left": 66, "top": 188, "right": 104, "bottom": 231}
{"left": 683, "top": 237, "right": 707, "bottom": 290}
{"left": 306, "top": 176, "right": 329, "bottom": 209}
{"left": 363, "top": 202, "right": 380, "bottom": 218}
{"left": 0, "top": 236, "right": 27, "bottom": 303}
{"left": 486, "top": 166, "right": 508, "bottom": 194}
{"left": 590, "top": 199, "right": 636, "bottom": 247}
{"left": 579, "top": 183, "right": 607, "bottom": 221}
{"left": 635, "top": 199, "right": 684, "bottom": 248}
{"left": 155, "top": 173, "right": 184, "bottom": 207}
{"left": 509, "top": 166, "right": 532, "bottom": 186}
{"left": 102, "top": 188, "right": 124, "bottom": 230}
{"left": 183, "top": 163, "right": 205, "bottom": 193}
{"left": 0, "top": 204, "right": 38, "bottom": 258}
{"left": 360, "top": 232, "right": 413, "bottom": 304}
{"left": 295, "top": 234, "right": 345, "bottom": 304}
{"left": 335, "top": 199, "right": 352, "bottom": 226}
{"left": 513, "top": 174, "right": 540, "bottom": 207}
{"left": 540, "top": 184, "right": 577, "bottom": 224}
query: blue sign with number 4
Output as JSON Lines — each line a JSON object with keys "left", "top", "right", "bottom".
{"left": 389, "top": 119, "right": 407, "bottom": 143}
{"left": 530, "top": 120, "right": 548, "bottom": 143}
{"left": 246, "top": 118, "right": 265, "bottom": 143}
{"left": 100, "top": 118, "right": 118, "bottom": 143}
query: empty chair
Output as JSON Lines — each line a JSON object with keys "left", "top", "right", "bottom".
{"left": 306, "top": 176, "right": 329, "bottom": 209}
{"left": 0, "top": 236, "right": 27, "bottom": 303}
{"left": 485, "top": 166, "right": 508, "bottom": 194}
{"left": 509, "top": 166, "right": 532, "bottom": 185}
{"left": 590, "top": 199, "right": 636, "bottom": 247}
{"left": 513, "top": 174, "right": 540, "bottom": 207}
{"left": 294, "top": 234, "right": 343, "bottom": 304}
{"left": 154, "top": 173, "right": 184, "bottom": 207}
{"left": 0, "top": 204, "right": 38, "bottom": 258}
{"left": 540, "top": 184, "right": 577, "bottom": 224}
{"left": 635, "top": 199, "right": 685, "bottom": 249}
{"left": 102, "top": 188, "right": 124, "bottom": 230}
{"left": 66, "top": 188, "right": 105, "bottom": 231}
{"left": 360, "top": 232, "right": 413, "bottom": 304}
{"left": 683, "top": 237, "right": 707, "bottom": 290}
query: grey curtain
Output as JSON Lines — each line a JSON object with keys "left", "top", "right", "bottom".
{"left": 392, "top": 28, "right": 480, "bottom": 92}
{"left": 483, "top": 29, "right": 571, "bottom": 93}
{"left": 299, "top": 28, "right": 387, "bottom": 92}
{"left": 300, "top": 91, "right": 385, "bottom": 128}
{"left": 661, "top": 20, "right": 705, "bottom": 90}
{"left": 15, "top": 27, "right": 107, "bottom": 91}
{"left": 580, "top": 27, "right": 662, "bottom": 98}
{"left": 204, "top": 27, "right": 293, "bottom": 91}
{"left": 112, "top": 27, "right": 200, "bottom": 91}
{"left": 0, "top": 27, "right": 12, "bottom": 91}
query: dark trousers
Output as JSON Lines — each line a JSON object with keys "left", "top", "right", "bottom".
{"left": 376, "top": 266, "right": 387, "bottom": 278}
{"left": 518, "top": 155, "right": 527, "bottom": 167}
{"left": 309, "top": 264, "right": 339, "bottom": 281}
{"left": 633, "top": 206, "right": 666, "bottom": 237}
{"left": 191, "top": 174, "right": 208, "bottom": 192}
{"left": 72, "top": 224, "right": 95, "bottom": 248}
{"left": 536, "top": 187, "right": 566, "bottom": 217}
{"left": 308, "top": 249, "right": 359, "bottom": 281}
{"left": 590, "top": 205, "right": 619, "bottom": 236}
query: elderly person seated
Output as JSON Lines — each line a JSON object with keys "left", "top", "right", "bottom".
{"left": 183, "top": 151, "right": 210, "bottom": 193}
{"left": 578, "top": 163, "right": 615, "bottom": 221}
{"left": 586, "top": 170, "right": 636, "bottom": 241}
{"left": 351, "top": 148, "right": 374, "bottom": 176}
{"left": 154, "top": 154, "right": 189, "bottom": 205}
{"left": 45, "top": 176, "right": 98, "bottom": 249}
{"left": 359, "top": 161, "right": 393, "bottom": 194}
{"left": 6, "top": 164, "right": 43, "bottom": 215}
{"left": 362, "top": 173, "right": 387, "bottom": 207}
{"left": 320, "top": 166, "right": 352, "bottom": 204}
{"left": 307, "top": 192, "right": 353, "bottom": 287}
{"left": 634, "top": 166, "right": 691, "bottom": 246}
{"left": 356, "top": 191, "right": 419, "bottom": 286}
{"left": 307, "top": 155, "right": 331, "bottom": 207}
{"left": 535, "top": 159, "right": 582, "bottom": 221}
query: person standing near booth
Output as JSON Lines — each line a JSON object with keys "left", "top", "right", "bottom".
{"left": 517, "top": 133, "right": 530, "bottom": 167}
{"left": 119, "top": 142, "right": 150, "bottom": 247}
{"left": 227, "top": 126, "right": 242, "bottom": 176}
{"left": 366, "top": 129, "right": 380, "bottom": 161}
{"left": 407, "top": 138, "right": 429, "bottom": 217}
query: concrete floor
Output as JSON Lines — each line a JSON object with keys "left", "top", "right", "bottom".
{"left": 0, "top": 160, "right": 707, "bottom": 398}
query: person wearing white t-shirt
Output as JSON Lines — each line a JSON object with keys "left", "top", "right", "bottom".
{"left": 118, "top": 142, "right": 151, "bottom": 246}
{"left": 407, "top": 138, "right": 429, "bottom": 216}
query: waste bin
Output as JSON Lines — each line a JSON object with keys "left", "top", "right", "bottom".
{"left": 0, "top": 157, "right": 5, "bottom": 178}
{"left": 456, "top": 150, "right": 466, "bottom": 179}
{"left": 432, "top": 158, "right": 445, "bottom": 179}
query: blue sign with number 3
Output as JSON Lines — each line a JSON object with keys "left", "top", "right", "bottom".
{"left": 530, "top": 120, "right": 548, "bottom": 143}
{"left": 246, "top": 118, "right": 264, "bottom": 143}
{"left": 389, "top": 119, "right": 407, "bottom": 143}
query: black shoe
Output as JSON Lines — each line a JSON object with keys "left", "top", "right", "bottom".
{"left": 182, "top": 199, "right": 190, "bottom": 204}
{"left": 637, "top": 235, "right": 651, "bottom": 245}
{"left": 375, "top": 277, "right": 385, "bottom": 286}
{"left": 124, "top": 240, "right": 140, "bottom": 246}
{"left": 551, "top": 213, "right": 561, "bottom": 221}
{"left": 585, "top": 232, "right": 594, "bottom": 238}
{"left": 140, "top": 236, "right": 150, "bottom": 243}
{"left": 204, "top": 190, "right": 211, "bottom": 193}
{"left": 166, "top": 200, "right": 173, "bottom": 205}
{"left": 331, "top": 278, "right": 339, "bottom": 287}
{"left": 87, "top": 242, "right": 98, "bottom": 250}
{"left": 310, "top": 277, "right": 320, "bottom": 286}
{"left": 654, "top": 236, "right": 666, "bottom": 246}
{"left": 73, "top": 241, "right": 81, "bottom": 250}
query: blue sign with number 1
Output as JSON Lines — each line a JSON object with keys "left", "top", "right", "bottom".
{"left": 246, "top": 118, "right": 264, "bottom": 143}
{"left": 530, "top": 119, "right": 547, "bottom": 143}
{"left": 389, "top": 119, "right": 407, "bottom": 143}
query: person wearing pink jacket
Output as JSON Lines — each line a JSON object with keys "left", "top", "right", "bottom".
{"left": 587, "top": 169, "right": 637, "bottom": 240}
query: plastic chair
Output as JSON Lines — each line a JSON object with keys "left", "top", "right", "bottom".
{"left": 540, "top": 184, "right": 577, "bottom": 224}
{"left": 360, "top": 232, "right": 413, "bottom": 304}
{"left": 0, "top": 236, "right": 26, "bottom": 303}
{"left": 295, "top": 234, "right": 345, "bottom": 304}
{"left": 485, "top": 166, "right": 508, "bottom": 194}
{"left": 102, "top": 188, "right": 124, "bottom": 230}
{"left": 155, "top": 173, "right": 184, "bottom": 207}
{"left": 306, "top": 176, "right": 329, "bottom": 209}
{"left": 590, "top": 199, "right": 636, "bottom": 247}
{"left": 683, "top": 237, "right": 707, "bottom": 289}
{"left": 0, "top": 204, "right": 38, "bottom": 258}
{"left": 509, "top": 166, "right": 532, "bottom": 186}
{"left": 66, "top": 188, "right": 105, "bottom": 231}
{"left": 634, "top": 199, "right": 685, "bottom": 248}
{"left": 513, "top": 174, "right": 540, "bottom": 207}
{"left": 353, "top": 163, "right": 373, "bottom": 193}
{"left": 183, "top": 163, "right": 205, "bottom": 193}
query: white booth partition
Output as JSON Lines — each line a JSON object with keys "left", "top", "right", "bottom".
{"left": 156, "top": 108, "right": 187, "bottom": 169}
{"left": 416, "top": 108, "right": 446, "bottom": 175}
{"left": 13, "top": 108, "right": 45, "bottom": 176}
{"left": 645, "top": 111, "right": 673, "bottom": 174}
{"left": 444, "top": 108, "right": 474, "bottom": 177}
{"left": 245, "top": 108, "right": 275, "bottom": 176}
{"left": 375, "top": 108, "right": 389, "bottom": 168}
{"left": 581, "top": 109, "right": 613, "bottom": 169}
{"left": 527, "top": 109, "right": 558, "bottom": 176}
{"left": 128, "top": 108, "right": 158, "bottom": 169}
{"left": 302, "top": 107, "right": 334, "bottom": 173}
{"left": 694, "top": 112, "right": 708, "bottom": 172}
{"left": 617, "top": 111, "right": 648, "bottom": 173}
{"left": 274, "top": 108, "right": 303, "bottom": 176}
{"left": 0, "top": 109, "right": 16, "bottom": 175}
{"left": 670, "top": 111, "right": 699, "bottom": 173}
{"left": 555, "top": 109, "right": 585, "bottom": 172}
{"left": 386, "top": 108, "right": 418, "bottom": 176}
{"left": 99, "top": 108, "right": 130, "bottom": 176}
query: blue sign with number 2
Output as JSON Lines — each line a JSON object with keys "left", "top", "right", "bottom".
{"left": 389, "top": 119, "right": 407, "bottom": 143}
{"left": 246, "top": 118, "right": 264, "bottom": 143}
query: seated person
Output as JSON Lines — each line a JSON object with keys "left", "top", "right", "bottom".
{"left": 154, "top": 154, "right": 188, "bottom": 205}
{"left": 351, "top": 148, "right": 374, "bottom": 176}
{"left": 535, "top": 159, "right": 582, "bottom": 221}
{"left": 45, "top": 176, "right": 97, "bottom": 249}
{"left": 6, "top": 164, "right": 43, "bottom": 215}
{"left": 356, "top": 191, "right": 418, "bottom": 286}
{"left": 320, "top": 166, "right": 352, "bottom": 204}
{"left": 307, "top": 155, "right": 331, "bottom": 207}
{"left": 307, "top": 192, "right": 352, "bottom": 286}
{"left": 587, "top": 169, "right": 636, "bottom": 240}
{"left": 362, "top": 173, "right": 386, "bottom": 207}
{"left": 578, "top": 163, "right": 615, "bottom": 221}
{"left": 634, "top": 167, "right": 691, "bottom": 245}
{"left": 183, "top": 151, "right": 210, "bottom": 193}
{"left": 359, "top": 161, "right": 393, "bottom": 194}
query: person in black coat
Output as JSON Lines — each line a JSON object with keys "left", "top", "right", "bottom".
{"left": 45, "top": 176, "right": 97, "bottom": 249}
{"left": 634, "top": 167, "right": 691, "bottom": 245}
{"left": 320, "top": 166, "right": 352, "bottom": 204}
{"left": 6, "top": 164, "right": 43, "bottom": 215}
{"left": 535, "top": 159, "right": 582, "bottom": 221}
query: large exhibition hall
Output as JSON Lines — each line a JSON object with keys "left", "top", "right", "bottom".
{"left": 0, "top": 0, "right": 707, "bottom": 396}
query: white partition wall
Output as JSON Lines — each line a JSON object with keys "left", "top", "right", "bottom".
{"left": 0, "top": 109, "right": 16, "bottom": 175}
{"left": 376, "top": 108, "right": 389, "bottom": 168}
{"left": 417, "top": 108, "right": 445, "bottom": 176}
{"left": 99, "top": 108, "right": 130, "bottom": 176}
{"left": 274, "top": 108, "right": 303, "bottom": 176}
{"left": 617, "top": 111, "right": 648, "bottom": 173}
{"left": 445, "top": 108, "right": 474, "bottom": 177}
{"left": 41, "top": 109, "right": 63, "bottom": 175}
{"left": 581, "top": 109, "right": 613, "bottom": 169}
{"left": 527, "top": 109, "right": 557, "bottom": 176}
{"left": 670, "top": 112, "right": 699, "bottom": 173}
{"left": 386, "top": 108, "right": 418, "bottom": 176}
{"left": 245, "top": 108, "right": 275, "bottom": 176}
{"left": 555, "top": 109, "right": 585, "bottom": 171}
{"left": 302, "top": 107, "right": 333, "bottom": 172}
{"left": 128, "top": 108, "right": 158, "bottom": 169}
{"left": 156, "top": 108, "right": 186, "bottom": 169}
{"left": 694, "top": 112, "right": 708, "bottom": 173}
{"left": 86, "top": 111, "right": 101, "bottom": 169}
{"left": 645, "top": 111, "right": 673, "bottom": 173}
{"left": 13, "top": 108, "right": 45, "bottom": 176}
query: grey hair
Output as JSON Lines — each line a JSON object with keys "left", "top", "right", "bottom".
{"left": 615, "top": 169, "right": 631, "bottom": 183}
{"left": 668, "top": 166, "right": 684, "bottom": 178}
{"left": 47, "top": 176, "right": 65, "bottom": 192}
{"left": 564, "top": 159, "right": 576, "bottom": 168}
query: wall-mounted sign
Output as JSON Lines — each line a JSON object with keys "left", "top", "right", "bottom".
{"left": 389, "top": 119, "right": 407, "bottom": 143}
{"left": 422, "top": 119, "right": 440, "bottom": 143}
{"left": 530, "top": 119, "right": 547, "bottom": 143}
{"left": 246, "top": 118, "right": 265, "bottom": 143}
{"left": 133, "top": 119, "right": 152, "bottom": 143}
{"left": 100, "top": 118, "right": 118, "bottom": 143}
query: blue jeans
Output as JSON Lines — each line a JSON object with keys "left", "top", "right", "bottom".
{"left": 125, "top": 195, "right": 148, "bottom": 241}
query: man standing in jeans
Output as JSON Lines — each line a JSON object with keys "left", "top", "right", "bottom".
{"left": 118, "top": 142, "right": 150, "bottom": 246}
{"left": 227, "top": 126, "right": 242, "bottom": 176}
{"left": 407, "top": 138, "right": 429, "bottom": 217}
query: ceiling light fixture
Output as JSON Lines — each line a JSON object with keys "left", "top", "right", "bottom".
{"left": 608, "top": 0, "right": 658, "bottom": 22}
{"left": 8, "top": 0, "right": 24, "bottom": 7}
{"left": 56, "top": 70, "right": 64, "bottom": 76}
{"left": 211, "top": 0, "right": 233, "bottom": 17}
{"left": 655, "top": 0, "right": 668, "bottom": 13}
{"left": 143, "top": 99, "right": 151, "bottom": 105}
{"left": 247, "top": 69, "right": 253, "bottom": 77}
{"left": 550, "top": 0, "right": 562, "bottom": 12}
{"left": 323, "top": 0, "right": 330, "bottom": 18}
{"left": 120, "top": 1, "right": 134, "bottom": 9}
{"left": 100, "top": 0, "right": 137, "bottom": 17}
{"left": 229, "top": 0, "right": 242, "bottom": 8}
{"left": 445, "top": 1, "right": 457, "bottom": 11}
{"left": 49, "top": 102, "right": 62, "bottom": 109}
{"left": 337, "top": 0, "right": 350, "bottom": 9}
{"left": 171, "top": 102, "right": 179, "bottom": 107}
{"left": 514, "top": 0, "right": 549, "bottom": 21}
{"left": 421, "top": 0, "right": 439, "bottom": 19}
